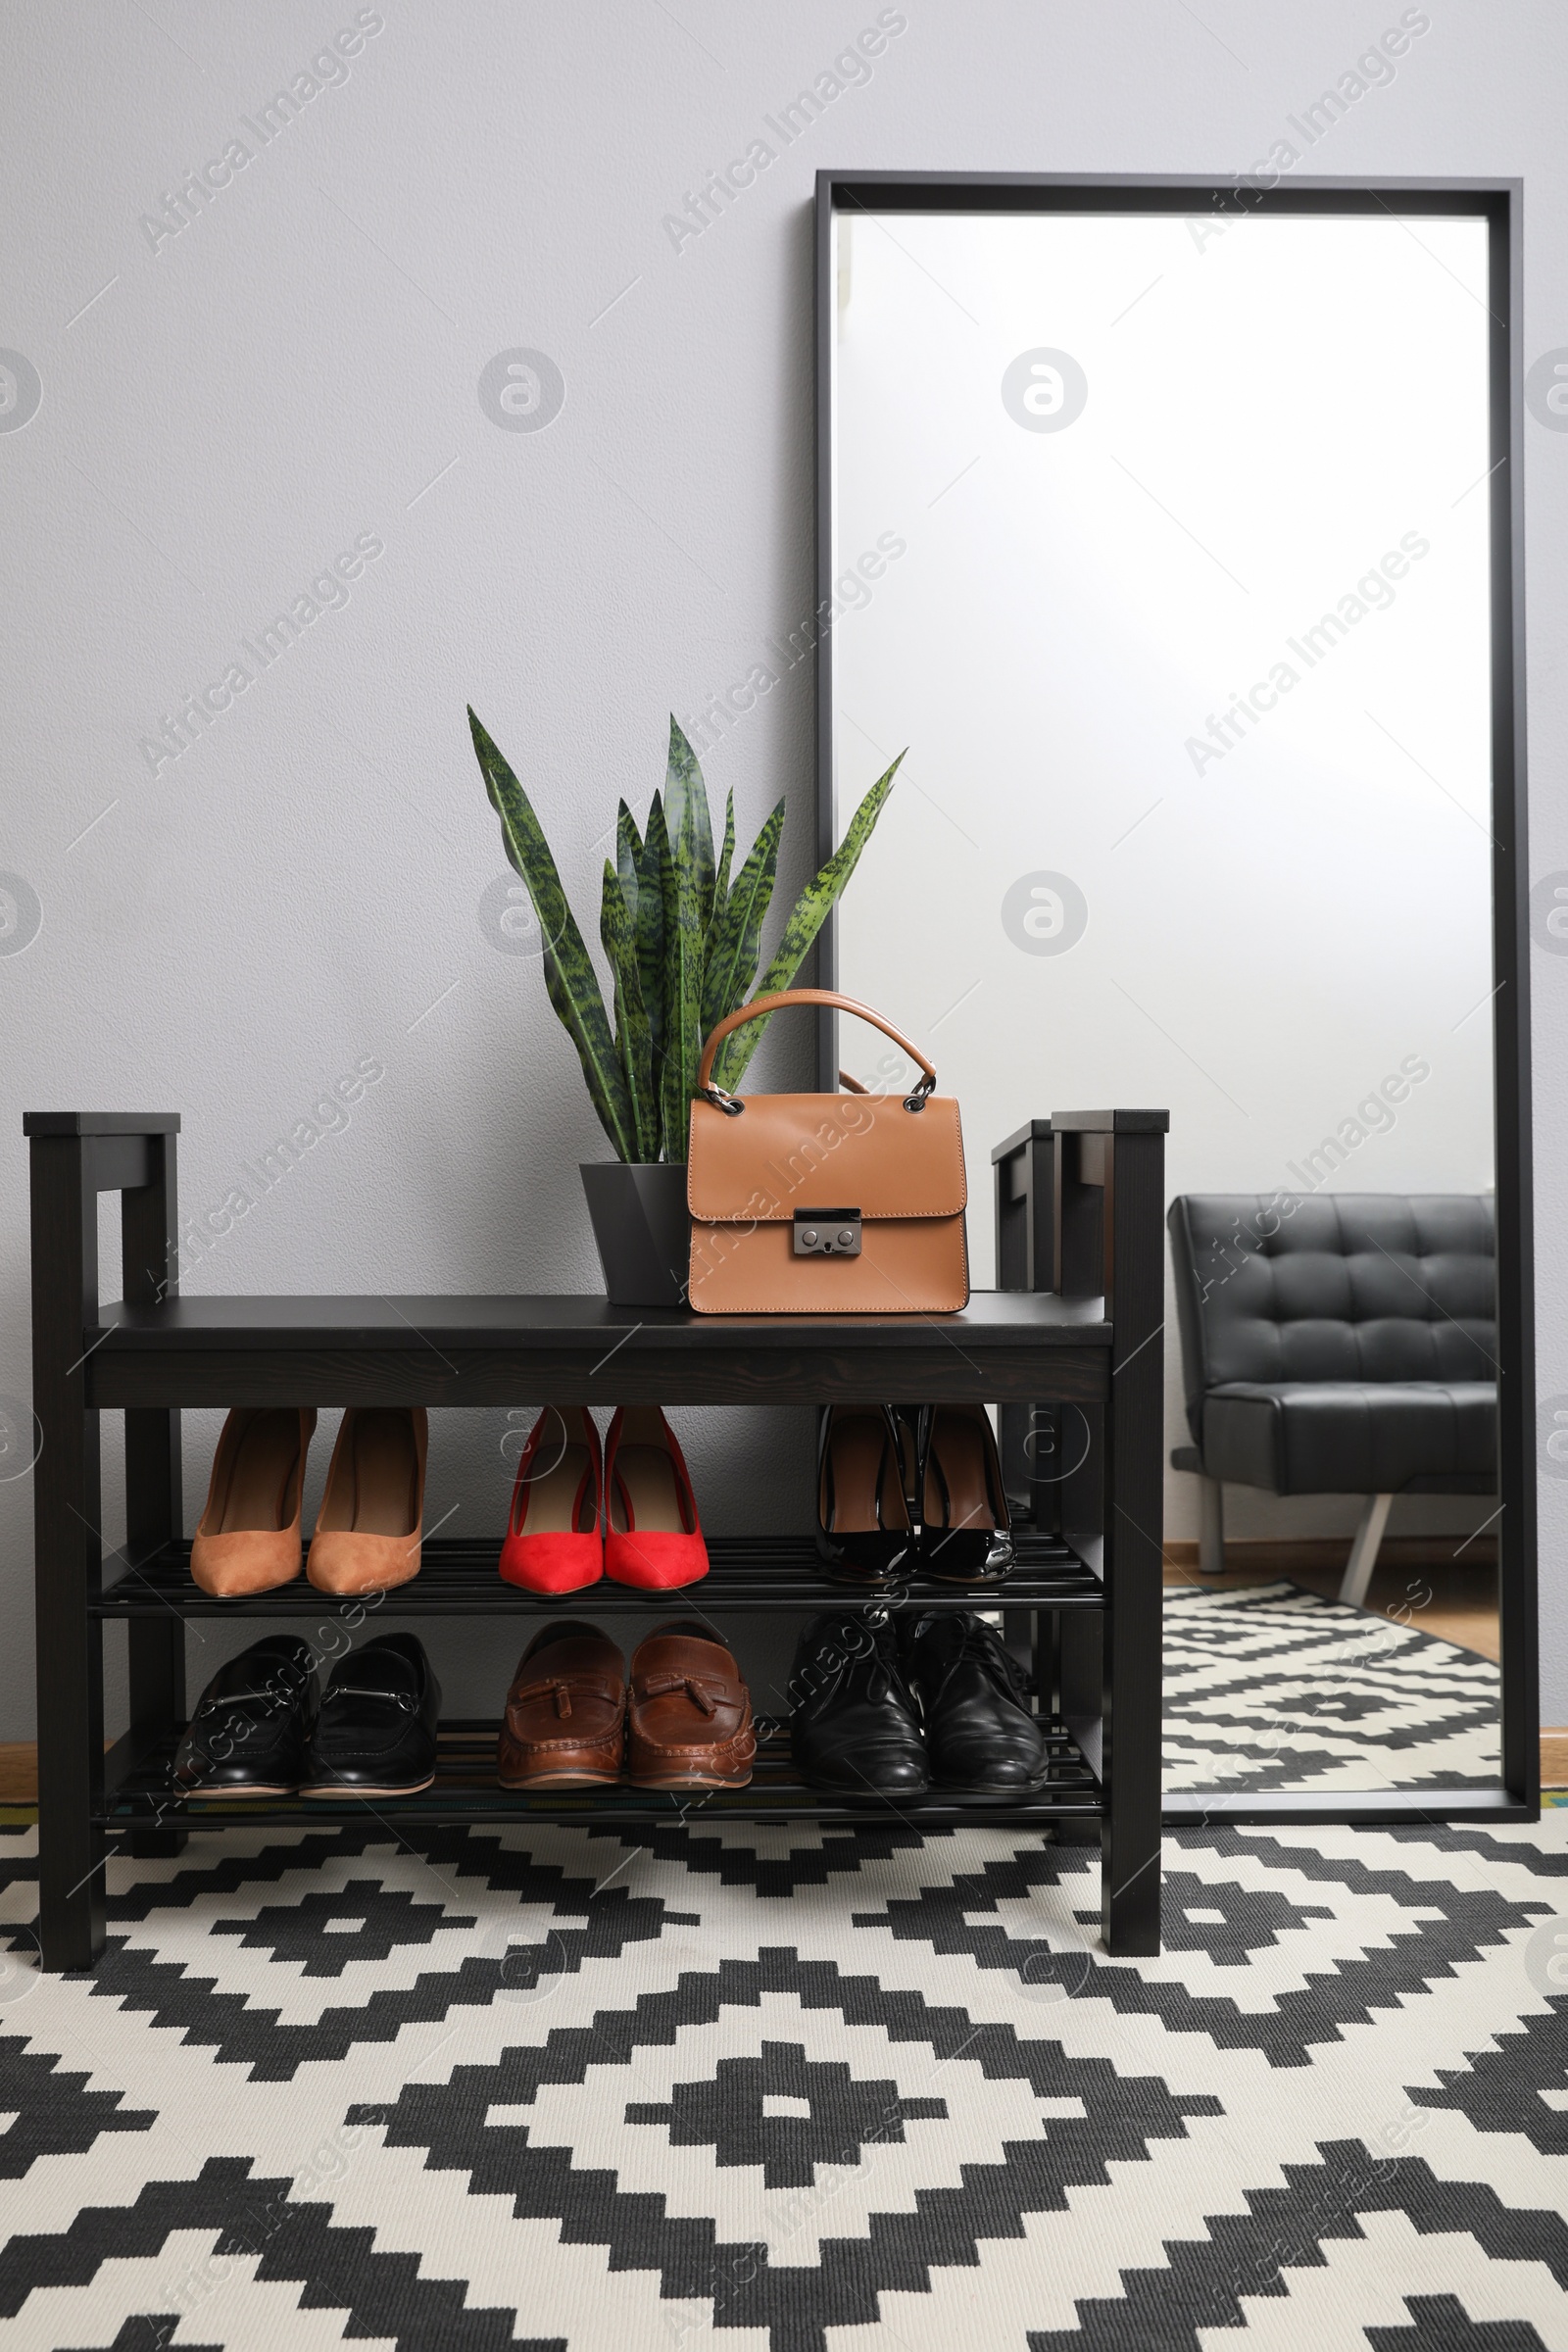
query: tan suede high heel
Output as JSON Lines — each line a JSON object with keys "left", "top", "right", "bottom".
{"left": 190, "top": 1408, "right": 317, "bottom": 1596}
{"left": 306, "top": 1406, "right": 427, "bottom": 1595}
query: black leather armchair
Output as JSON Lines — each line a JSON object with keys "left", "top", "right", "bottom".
{"left": 1167, "top": 1193, "right": 1496, "bottom": 1601}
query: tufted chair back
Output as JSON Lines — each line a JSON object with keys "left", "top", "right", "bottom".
{"left": 1167, "top": 1194, "right": 1496, "bottom": 1446}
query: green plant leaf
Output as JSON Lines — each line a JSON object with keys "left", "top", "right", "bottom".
{"left": 615, "top": 800, "right": 643, "bottom": 928}
{"left": 664, "top": 714, "right": 715, "bottom": 931}
{"left": 711, "top": 788, "right": 735, "bottom": 930}
{"left": 637, "top": 792, "right": 669, "bottom": 1064}
{"left": 700, "top": 798, "right": 782, "bottom": 1037}
{"left": 713, "top": 751, "right": 905, "bottom": 1091}
{"left": 658, "top": 792, "right": 705, "bottom": 1162}
{"left": 467, "top": 706, "right": 637, "bottom": 1161}
{"left": 601, "top": 860, "right": 659, "bottom": 1162}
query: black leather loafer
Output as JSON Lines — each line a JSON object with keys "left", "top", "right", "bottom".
{"left": 174, "top": 1636, "right": 318, "bottom": 1795}
{"left": 788, "top": 1612, "right": 928, "bottom": 1794}
{"left": 302, "top": 1633, "right": 441, "bottom": 1797}
{"left": 814, "top": 1405, "right": 916, "bottom": 1589}
{"left": 915, "top": 1403, "right": 1014, "bottom": 1587}
{"left": 900, "top": 1611, "right": 1049, "bottom": 1793}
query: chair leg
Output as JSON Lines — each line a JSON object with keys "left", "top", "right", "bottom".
{"left": 1339, "top": 1493, "right": 1395, "bottom": 1607}
{"left": 1197, "top": 1477, "right": 1225, "bottom": 1576}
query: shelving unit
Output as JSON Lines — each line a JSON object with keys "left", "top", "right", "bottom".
{"left": 26, "top": 1106, "right": 1167, "bottom": 1970}
{"left": 99, "top": 1722, "right": 1106, "bottom": 1832}
{"left": 94, "top": 1531, "right": 1106, "bottom": 1619}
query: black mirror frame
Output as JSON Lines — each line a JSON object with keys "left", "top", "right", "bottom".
{"left": 813, "top": 171, "right": 1538, "bottom": 1821}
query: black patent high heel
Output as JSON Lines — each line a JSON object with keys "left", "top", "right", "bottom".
{"left": 815, "top": 1405, "right": 915, "bottom": 1588}
{"left": 916, "top": 1403, "right": 1013, "bottom": 1587}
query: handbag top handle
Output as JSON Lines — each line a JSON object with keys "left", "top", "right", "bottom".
{"left": 697, "top": 989, "right": 937, "bottom": 1114}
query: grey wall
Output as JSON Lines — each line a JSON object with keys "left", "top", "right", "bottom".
{"left": 0, "top": 0, "right": 1562, "bottom": 1739}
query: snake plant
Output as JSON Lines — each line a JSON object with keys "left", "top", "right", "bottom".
{"left": 467, "top": 709, "right": 904, "bottom": 1164}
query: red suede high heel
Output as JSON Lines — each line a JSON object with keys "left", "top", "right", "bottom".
{"left": 603, "top": 1406, "right": 710, "bottom": 1590}
{"left": 499, "top": 1408, "right": 604, "bottom": 1595}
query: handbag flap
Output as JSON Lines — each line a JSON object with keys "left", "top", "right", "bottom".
{"left": 688, "top": 1093, "right": 966, "bottom": 1223}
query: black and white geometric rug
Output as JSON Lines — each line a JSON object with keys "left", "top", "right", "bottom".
{"left": 3, "top": 1808, "right": 1567, "bottom": 2349}
{"left": 1164, "top": 1581, "right": 1503, "bottom": 1793}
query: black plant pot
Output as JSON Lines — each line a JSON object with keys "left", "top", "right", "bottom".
{"left": 580, "top": 1162, "right": 691, "bottom": 1308}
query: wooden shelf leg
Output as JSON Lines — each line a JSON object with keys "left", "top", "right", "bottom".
{"left": 123, "top": 1616, "right": 185, "bottom": 1858}
{"left": 1001, "top": 1606, "right": 1035, "bottom": 1708}
{"left": 122, "top": 1139, "right": 185, "bottom": 1858}
{"left": 1054, "top": 1115, "right": 1165, "bottom": 1958}
{"left": 30, "top": 1135, "right": 108, "bottom": 1969}
{"left": 1101, "top": 1131, "right": 1164, "bottom": 1958}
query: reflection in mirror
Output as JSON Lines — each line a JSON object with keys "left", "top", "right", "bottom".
{"left": 827, "top": 198, "right": 1500, "bottom": 1794}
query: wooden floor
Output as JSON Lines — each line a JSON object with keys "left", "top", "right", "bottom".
{"left": 1164, "top": 1537, "right": 1500, "bottom": 1661}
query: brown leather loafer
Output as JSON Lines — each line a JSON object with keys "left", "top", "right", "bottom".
{"left": 626, "top": 1625, "right": 755, "bottom": 1789}
{"left": 498, "top": 1622, "right": 625, "bottom": 1788}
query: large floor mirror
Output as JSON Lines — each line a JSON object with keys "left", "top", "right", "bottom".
{"left": 816, "top": 174, "right": 1536, "bottom": 1814}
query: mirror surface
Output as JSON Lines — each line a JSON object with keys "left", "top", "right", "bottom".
{"left": 827, "top": 200, "right": 1500, "bottom": 1793}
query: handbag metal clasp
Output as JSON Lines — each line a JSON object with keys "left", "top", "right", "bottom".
{"left": 794, "top": 1208, "right": 861, "bottom": 1257}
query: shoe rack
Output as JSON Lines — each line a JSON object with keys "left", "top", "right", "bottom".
{"left": 25, "top": 1108, "right": 1168, "bottom": 1972}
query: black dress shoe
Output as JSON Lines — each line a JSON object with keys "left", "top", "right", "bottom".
{"left": 814, "top": 1406, "right": 916, "bottom": 1589}
{"left": 900, "top": 1612, "right": 1049, "bottom": 1794}
{"left": 914, "top": 1403, "right": 1014, "bottom": 1587}
{"left": 173, "top": 1636, "right": 318, "bottom": 1795}
{"left": 302, "top": 1633, "right": 441, "bottom": 1797}
{"left": 788, "top": 1613, "right": 928, "bottom": 1794}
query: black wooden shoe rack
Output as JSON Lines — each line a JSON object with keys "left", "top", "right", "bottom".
{"left": 25, "top": 1106, "right": 1167, "bottom": 1970}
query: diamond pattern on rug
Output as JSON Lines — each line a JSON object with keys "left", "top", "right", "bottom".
{"left": 1163, "top": 1579, "right": 1502, "bottom": 1791}
{"left": 624, "top": 2042, "right": 949, "bottom": 2187}
{"left": 1, "top": 1812, "right": 1565, "bottom": 2350}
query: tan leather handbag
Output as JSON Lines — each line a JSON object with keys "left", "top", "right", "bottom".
{"left": 686, "top": 990, "right": 969, "bottom": 1314}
